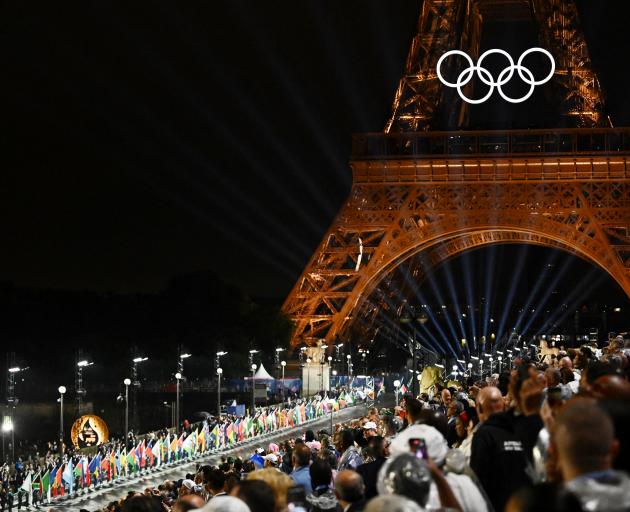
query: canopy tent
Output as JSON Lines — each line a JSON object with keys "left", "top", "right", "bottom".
{"left": 252, "top": 363, "right": 275, "bottom": 380}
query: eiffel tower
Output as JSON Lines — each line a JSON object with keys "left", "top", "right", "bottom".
{"left": 282, "top": 0, "right": 630, "bottom": 349}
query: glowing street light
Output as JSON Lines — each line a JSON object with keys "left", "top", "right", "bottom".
{"left": 280, "top": 360, "right": 286, "bottom": 401}
{"left": 175, "top": 372, "right": 183, "bottom": 429}
{"left": 216, "top": 368, "right": 223, "bottom": 418}
{"left": 393, "top": 379, "right": 401, "bottom": 406}
{"left": 251, "top": 364, "right": 257, "bottom": 414}
{"left": 58, "top": 386, "right": 66, "bottom": 456}
{"left": 123, "top": 378, "right": 131, "bottom": 443}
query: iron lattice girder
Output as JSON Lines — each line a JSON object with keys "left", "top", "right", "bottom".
{"left": 282, "top": 132, "right": 630, "bottom": 347}
{"left": 386, "top": 0, "right": 606, "bottom": 131}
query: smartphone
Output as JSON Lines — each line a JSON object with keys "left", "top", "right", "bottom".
{"left": 408, "top": 437, "right": 428, "bottom": 459}
{"left": 287, "top": 486, "right": 307, "bottom": 512}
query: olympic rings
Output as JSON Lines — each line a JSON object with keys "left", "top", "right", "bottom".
{"left": 436, "top": 48, "right": 555, "bottom": 104}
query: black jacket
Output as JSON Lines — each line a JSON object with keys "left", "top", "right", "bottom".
{"left": 470, "top": 411, "right": 537, "bottom": 512}
{"left": 355, "top": 458, "right": 386, "bottom": 500}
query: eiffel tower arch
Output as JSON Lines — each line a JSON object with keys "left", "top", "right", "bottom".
{"left": 282, "top": 0, "right": 630, "bottom": 347}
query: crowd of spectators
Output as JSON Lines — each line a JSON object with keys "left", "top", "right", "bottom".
{"left": 12, "top": 336, "right": 630, "bottom": 511}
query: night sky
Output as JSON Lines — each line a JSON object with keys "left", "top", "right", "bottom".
{"left": 5, "top": 1, "right": 630, "bottom": 299}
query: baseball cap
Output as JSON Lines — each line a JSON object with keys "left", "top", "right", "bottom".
{"left": 363, "top": 421, "right": 377, "bottom": 430}
{"left": 264, "top": 453, "right": 278, "bottom": 464}
{"left": 182, "top": 479, "right": 196, "bottom": 490}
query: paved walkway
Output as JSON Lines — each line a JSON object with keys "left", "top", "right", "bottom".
{"left": 48, "top": 405, "right": 367, "bottom": 510}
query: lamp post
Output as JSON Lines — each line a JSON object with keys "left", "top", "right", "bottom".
{"left": 393, "top": 379, "right": 401, "bottom": 406}
{"left": 275, "top": 348, "right": 284, "bottom": 379}
{"left": 498, "top": 355, "right": 503, "bottom": 373}
{"left": 175, "top": 372, "right": 182, "bottom": 429}
{"left": 306, "top": 358, "right": 312, "bottom": 398}
{"left": 131, "top": 356, "right": 148, "bottom": 434}
{"left": 327, "top": 356, "right": 332, "bottom": 393}
{"left": 251, "top": 364, "right": 257, "bottom": 414}
{"left": 216, "top": 351, "right": 228, "bottom": 371}
{"left": 280, "top": 361, "right": 286, "bottom": 402}
{"left": 7, "top": 365, "right": 24, "bottom": 463}
{"left": 123, "top": 378, "right": 131, "bottom": 443}
{"left": 346, "top": 354, "right": 352, "bottom": 380}
{"left": 467, "top": 362, "right": 473, "bottom": 378}
{"left": 58, "top": 386, "right": 66, "bottom": 457}
{"left": 76, "top": 360, "right": 93, "bottom": 416}
{"left": 216, "top": 368, "right": 223, "bottom": 418}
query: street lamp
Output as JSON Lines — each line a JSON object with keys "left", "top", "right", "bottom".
{"left": 280, "top": 361, "right": 286, "bottom": 401}
{"left": 251, "top": 364, "right": 257, "bottom": 414}
{"left": 498, "top": 355, "right": 503, "bottom": 373}
{"left": 306, "top": 358, "right": 312, "bottom": 398}
{"left": 393, "top": 379, "right": 401, "bottom": 406}
{"left": 58, "top": 386, "right": 66, "bottom": 457}
{"left": 216, "top": 351, "right": 228, "bottom": 371}
{"left": 346, "top": 354, "right": 352, "bottom": 380}
{"left": 275, "top": 348, "right": 285, "bottom": 379}
{"left": 123, "top": 378, "right": 131, "bottom": 443}
{"left": 175, "top": 372, "right": 183, "bottom": 429}
{"left": 76, "top": 360, "right": 93, "bottom": 416}
{"left": 131, "top": 357, "right": 148, "bottom": 433}
{"left": 216, "top": 368, "right": 223, "bottom": 418}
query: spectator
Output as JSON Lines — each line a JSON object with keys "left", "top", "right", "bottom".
{"left": 306, "top": 460, "right": 339, "bottom": 512}
{"left": 355, "top": 436, "right": 388, "bottom": 501}
{"left": 172, "top": 494, "right": 205, "bottom": 512}
{"left": 555, "top": 399, "right": 630, "bottom": 511}
{"left": 334, "top": 470, "right": 365, "bottom": 512}
{"left": 290, "top": 444, "right": 313, "bottom": 494}
{"left": 505, "top": 483, "right": 583, "bottom": 512}
{"left": 247, "top": 468, "right": 294, "bottom": 512}
{"left": 231, "top": 479, "right": 275, "bottom": 512}
{"left": 206, "top": 468, "right": 227, "bottom": 498}
{"left": 364, "top": 495, "right": 423, "bottom": 512}
{"left": 335, "top": 430, "right": 363, "bottom": 472}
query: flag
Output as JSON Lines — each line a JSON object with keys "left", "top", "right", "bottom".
{"left": 151, "top": 440, "right": 161, "bottom": 466}
{"left": 170, "top": 435, "right": 178, "bottom": 459}
{"left": 197, "top": 429, "right": 206, "bottom": 453}
{"left": 20, "top": 471, "right": 32, "bottom": 505}
{"left": 41, "top": 469, "right": 50, "bottom": 502}
{"left": 101, "top": 457, "right": 111, "bottom": 481}
{"left": 182, "top": 432, "right": 196, "bottom": 456}
{"left": 137, "top": 440, "right": 146, "bottom": 468}
{"left": 127, "top": 447, "right": 139, "bottom": 472}
{"left": 377, "top": 382, "right": 385, "bottom": 399}
{"left": 400, "top": 384, "right": 408, "bottom": 395}
{"left": 50, "top": 465, "right": 61, "bottom": 497}
{"left": 62, "top": 460, "right": 74, "bottom": 494}
{"left": 117, "top": 449, "right": 125, "bottom": 475}
{"left": 89, "top": 454, "right": 101, "bottom": 483}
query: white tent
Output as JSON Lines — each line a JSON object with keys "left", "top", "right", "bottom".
{"left": 252, "top": 363, "right": 275, "bottom": 380}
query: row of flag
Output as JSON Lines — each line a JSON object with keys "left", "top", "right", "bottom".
{"left": 18, "top": 395, "right": 356, "bottom": 505}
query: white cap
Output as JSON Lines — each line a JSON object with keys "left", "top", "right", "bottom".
{"left": 264, "top": 453, "right": 278, "bottom": 464}
{"left": 363, "top": 421, "right": 377, "bottom": 430}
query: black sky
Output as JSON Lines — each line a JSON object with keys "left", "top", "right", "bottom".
{"left": 4, "top": 1, "right": 630, "bottom": 298}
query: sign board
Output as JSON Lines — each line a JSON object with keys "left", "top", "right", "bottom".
{"left": 70, "top": 415, "right": 109, "bottom": 448}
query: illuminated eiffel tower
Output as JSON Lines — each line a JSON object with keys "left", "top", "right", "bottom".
{"left": 283, "top": 0, "right": 630, "bottom": 349}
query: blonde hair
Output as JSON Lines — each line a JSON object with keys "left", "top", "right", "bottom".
{"left": 246, "top": 468, "right": 294, "bottom": 512}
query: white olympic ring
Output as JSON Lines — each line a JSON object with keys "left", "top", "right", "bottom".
{"left": 436, "top": 48, "right": 555, "bottom": 104}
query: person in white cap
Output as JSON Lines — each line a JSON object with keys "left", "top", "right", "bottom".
{"left": 264, "top": 453, "right": 279, "bottom": 469}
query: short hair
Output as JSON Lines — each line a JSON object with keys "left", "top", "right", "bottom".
{"left": 121, "top": 495, "right": 162, "bottom": 512}
{"left": 305, "top": 429, "right": 316, "bottom": 442}
{"left": 555, "top": 399, "right": 614, "bottom": 472}
{"left": 293, "top": 444, "right": 312, "bottom": 467}
{"left": 235, "top": 480, "right": 275, "bottom": 512}
{"left": 367, "top": 436, "right": 386, "bottom": 459}
{"left": 406, "top": 398, "right": 424, "bottom": 422}
{"left": 335, "top": 470, "right": 364, "bottom": 503}
{"left": 339, "top": 429, "right": 355, "bottom": 450}
{"left": 206, "top": 468, "right": 226, "bottom": 490}
{"left": 559, "top": 367, "right": 574, "bottom": 384}
{"left": 309, "top": 459, "right": 332, "bottom": 488}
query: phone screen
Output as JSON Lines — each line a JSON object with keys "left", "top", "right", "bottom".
{"left": 408, "top": 437, "right": 427, "bottom": 459}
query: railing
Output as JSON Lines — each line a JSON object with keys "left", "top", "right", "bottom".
{"left": 351, "top": 127, "right": 630, "bottom": 160}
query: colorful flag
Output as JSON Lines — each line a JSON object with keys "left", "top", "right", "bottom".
{"left": 20, "top": 471, "right": 32, "bottom": 505}
{"left": 41, "top": 469, "right": 50, "bottom": 501}
{"left": 89, "top": 455, "right": 101, "bottom": 483}
{"left": 151, "top": 440, "right": 161, "bottom": 466}
{"left": 62, "top": 461, "right": 74, "bottom": 494}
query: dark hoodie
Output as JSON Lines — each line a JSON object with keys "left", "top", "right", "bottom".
{"left": 470, "top": 411, "right": 535, "bottom": 512}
